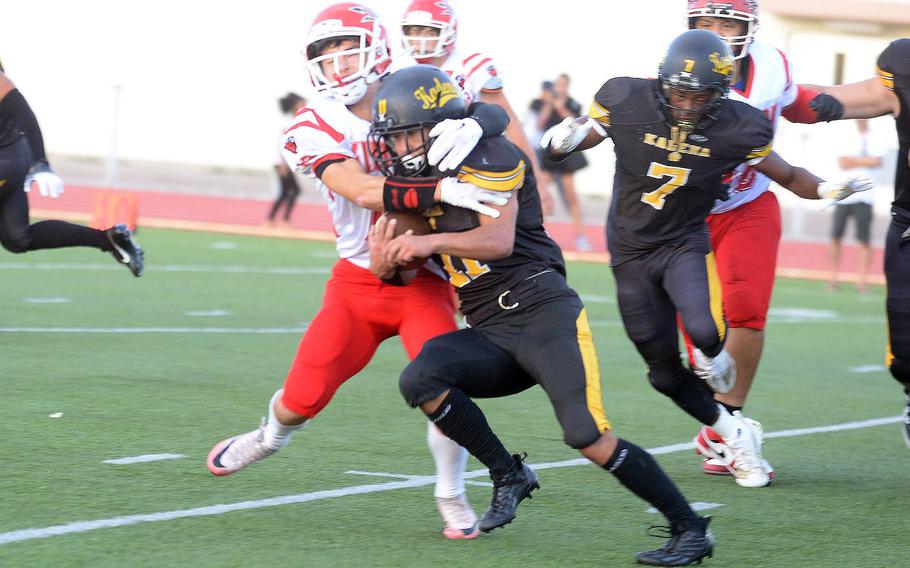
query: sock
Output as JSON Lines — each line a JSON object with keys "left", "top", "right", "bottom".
{"left": 27, "top": 221, "right": 109, "bottom": 251}
{"left": 604, "top": 438, "right": 697, "bottom": 524}
{"left": 719, "top": 402, "right": 742, "bottom": 415}
{"left": 709, "top": 404, "right": 742, "bottom": 440}
{"left": 427, "top": 389, "right": 514, "bottom": 478}
{"left": 263, "top": 388, "right": 306, "bottom": 450}
{"left": 427, "top": 421, "right": 468, "bottom": 498}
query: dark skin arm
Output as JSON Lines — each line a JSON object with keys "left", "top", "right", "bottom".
{"left": 752, "top": 151, "right": 823, "bottom": 199}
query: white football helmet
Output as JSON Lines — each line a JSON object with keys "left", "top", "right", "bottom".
{"left": 400, "top": 0, "right": 458, "bottom": 64}
{"left": 303, "top": 3, "right": 391, "bottom": 105}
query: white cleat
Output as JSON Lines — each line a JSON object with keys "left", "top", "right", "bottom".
{"left": 436, "top": 493, "right": 480, "bottom": 540}
{"left": 724, "top": 413, "right": 771, "bottom": 488}
{"left": 691, "top": 348, "right": 737, "bottom": 394}
{"left": 697, "top": 418, "right": 775, "bottom": 481}
{"left": 207, "top": 419, "right": 279, "bottom": 476}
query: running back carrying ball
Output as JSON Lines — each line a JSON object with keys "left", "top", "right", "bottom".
{"left": 384, "top": 210, "right": 431, "bottom": 269}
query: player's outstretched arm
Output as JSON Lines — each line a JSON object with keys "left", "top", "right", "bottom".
{"left": 385, "top": 196, "right": 517, "bottom": 267}
{"left": 539, "top": 117, "right": 607, "bottom": 159}
{"left": 803, "top": 78, "right": 899, "bottom": 120}
{"left": 754, "top": 151, "right": 874, "bottom": 202}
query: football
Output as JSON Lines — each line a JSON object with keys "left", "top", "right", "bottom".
{"left": 383, "top": 211, "right": 431, "bottom": 270}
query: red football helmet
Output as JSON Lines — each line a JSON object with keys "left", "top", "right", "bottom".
{"left": 400, "top": 0, "right": 458, "bottom": 64}
{"left": 303, "top": 3, "right": 392, "bottom": 105}
{"left": 687, "top": 0, "right": 759, "bottom": 60}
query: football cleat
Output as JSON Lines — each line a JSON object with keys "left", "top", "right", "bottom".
{"left": 697, "top": 424, "right": 776, "bottom": 480}
{"left": 635, "top": 516, "right": 715, "bottom": 567}
{"left": 694, "top": 414, "right": 770, "bottom": 488}
{"left": 436, "top": 493, "right": 480, "bottom": 540}
{"left": 207, "top": 419, "right": 278, "bottom": 476}
{"left": 479, "top": 453, "right": 539, "bottom": 532}
{"left": 902, "top": 394, "right": 910, "bottom": 450}
{"left": 691, "top": 349, "right": 736, "bottom": 394}
{"left": 105, "top": 224, "right": 144, "bottom": 277}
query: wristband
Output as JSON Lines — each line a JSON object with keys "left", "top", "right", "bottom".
{"left": 383, "top": 176, "right": 439, "bottom": 211}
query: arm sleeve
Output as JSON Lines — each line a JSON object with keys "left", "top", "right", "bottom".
{"left": 0, "top": 89, "right": 47, "bottom": 164}
{"left": 466, "top": 101, "right": 509, "bottom": 138}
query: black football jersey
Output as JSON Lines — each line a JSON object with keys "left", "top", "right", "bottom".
{"left": 589, "top": 77, "right": 773, "bottom": 264}
{"left": 423, "top": 136, "right": 566, "bottom": 319}
{"left": 877, "top": 39, "right": 910, "bottom": 216}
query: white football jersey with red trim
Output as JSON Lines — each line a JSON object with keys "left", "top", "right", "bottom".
{"left": 712, "top": 39, "right": 798, "bottom": 214}
{"left": 440, "top": 49, "right": 502, "bottom": 105}
{"left": 280, "top": 99, "right": 379, "bottom": 268}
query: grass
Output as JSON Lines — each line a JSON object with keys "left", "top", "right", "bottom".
{"left": 0, "top": 228, "right": 903, "bottom": 567}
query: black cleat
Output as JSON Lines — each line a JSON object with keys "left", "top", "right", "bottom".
{"left": 105, "top": 224, "right": 144, "bottom": 277}
{"left": 902, "top": 394, "right": 910, "bottom": 450}
{"left": 635, "top": 516, "right": 714, "bottom": 567}
{"left": 479, "top": 453, "right": 539, "bottom": 532}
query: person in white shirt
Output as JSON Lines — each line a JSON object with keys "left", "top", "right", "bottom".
{"left": 828, "top": 119, "right": 883, "bottom": 293}
{"left": 400, "top": 0, "right": 554, "bottom": 214}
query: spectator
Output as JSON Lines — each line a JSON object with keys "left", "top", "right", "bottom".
{"left": 268, "top": 92, "right": 307, "bottom": 226}
{"left": 530, "top": 74, "right": 591, "bottom": 251}
{"left": 828, "top": 119, "right": 883, "bottom": 293}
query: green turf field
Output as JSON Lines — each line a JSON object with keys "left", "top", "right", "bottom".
{"left": 0, "top": 228, "right": 904, "bottom": 567}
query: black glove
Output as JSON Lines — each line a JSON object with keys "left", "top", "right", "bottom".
{"left": 808, "top": 93, "right": 844, "bottom": 122}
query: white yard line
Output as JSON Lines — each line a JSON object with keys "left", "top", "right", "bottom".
{"left": 0, "top": 414, "right": 901, "bottom": 546}
{"left": 103, "top": 454, "right": 185, "bottom": 465}
{"left": 0, "top": 262, "right": 329, "bottom": 275}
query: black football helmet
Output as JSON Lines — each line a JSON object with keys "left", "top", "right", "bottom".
{"left": 369, "top": 64, "right": 467, "bottom": 176}
{"left": 657, "top": 29, "right": 734, "bottom": 131}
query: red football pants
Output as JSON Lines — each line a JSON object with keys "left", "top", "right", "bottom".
{"left": 707, "top": 191, "right": 782, "bottom": 331}
{"left": 281, "top": 259, "right": 456, "bottom": 417}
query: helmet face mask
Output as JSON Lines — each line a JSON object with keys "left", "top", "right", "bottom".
{"left": 401, "top": 0, "right": 457, "bottom": 63}
{"left": 687, "top": 0, "right": 759, "bottom": 60}
{"left": 657, "top": 29, "right": 735, "bottom": 131}
{"left": 369, "top": 65, "right": 468, "bottom": 177}
{"left": 303, "top": 3, "right": 391, "bottom": 105}
{"left": 369, "top": 126, "right": 433, "bottom": 177}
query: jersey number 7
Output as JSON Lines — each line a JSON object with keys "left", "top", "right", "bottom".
{"left": 641, "top": 162, "right": 691, "bottom": 210}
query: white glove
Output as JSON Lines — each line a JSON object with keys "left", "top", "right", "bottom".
{"left": 538, "top": 116, "right": 605, "bottom": 154}
{"left": 427, "top": 118, "right": 483, "bottom": 172}
{"left": 23, "top": 162, "right": 65, "bottom": 198}
{"left": 817, "top": 175, "right": 874, "bottom": 201}
{"left": 438, "top": 177, "right": 509, "bottom": 219}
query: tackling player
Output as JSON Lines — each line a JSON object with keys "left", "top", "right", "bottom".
{"left": 682, "top": 0, "right": 850, "bottom": 481}
{"left": 799, "top": 39, "right": 910, "bottom": 449}
{"left": 0, "top": 64, "right": 143, "bottom": 276}
{"left": 369, "top": 64, "right": 715, "bottom": 567}
{"left": 539, "top": 29, "right": 871, "bottom": 490}
{"left": 206, "top": 2, "right": 512, "bottom": 540}
{"left": 400, "top": 0, "right": 554, "bottom": 214}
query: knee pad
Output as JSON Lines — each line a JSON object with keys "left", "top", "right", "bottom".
{"left": 1, "top": 234, "right": 30, "bottom": 254}
{"left": 399, "top": 353, "right": 447, "bottom": 408}
{"left": 684, "top": 320, "right": 723, "bottom": 354}
{"left": 724, "top": 287, "right": 767, "bottom": 329}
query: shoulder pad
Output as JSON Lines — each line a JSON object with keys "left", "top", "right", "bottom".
{"left": 456, "top": 137, "right": 526, "bottom": 192}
